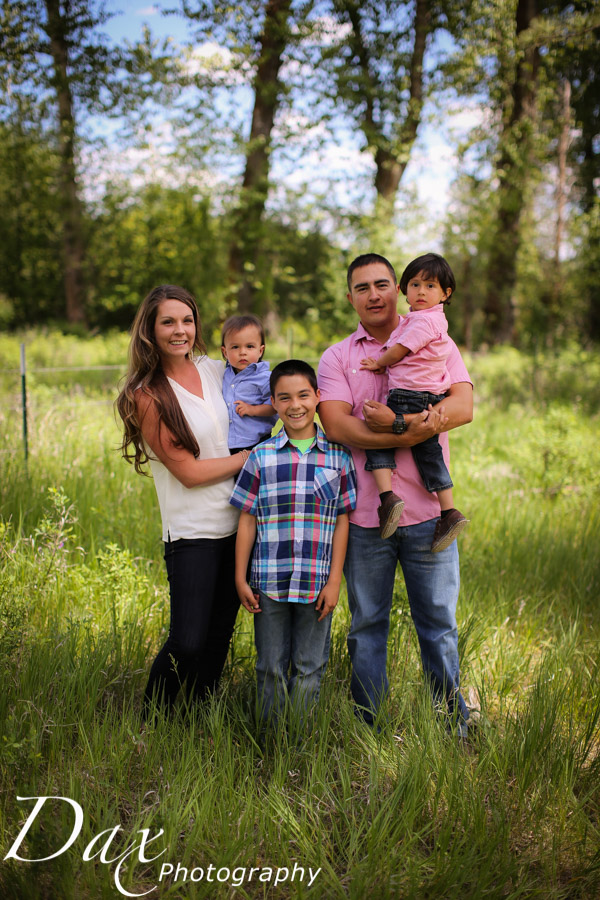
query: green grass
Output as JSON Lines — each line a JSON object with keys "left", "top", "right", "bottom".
{"left": 1, "top": 341, "right": 599, "bottom": 898}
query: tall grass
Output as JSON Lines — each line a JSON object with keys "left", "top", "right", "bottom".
{"left": 1, "top": 341, "right": 599, "bottom": 898}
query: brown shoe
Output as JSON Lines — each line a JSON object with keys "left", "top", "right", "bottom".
{"left": 377, "top": 492, "right": 405, "bottom": 539}
{"left": 431, "top": 509, "right": 470, "bottom": 553}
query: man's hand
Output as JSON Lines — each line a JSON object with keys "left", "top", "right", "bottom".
{"left": 360, "top": 357, "right": 385, "bottom": 374}
{"left": 362, "top": 399, "right": 395, "bottom": 432}
{"left": 407, "top": 405, "right": 449, "bottom": 442}
{"left": 236, "top": 579, "right": 261, "bottom": 613}
{"left": 362, "top": 399, "right": 449, "bottom": 442}
{"left": 315, "top": 581, "right": 339, "bottom": 621}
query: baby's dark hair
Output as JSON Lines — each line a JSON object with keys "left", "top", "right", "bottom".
{"left": 399, "top": 253, "right": 456, "bottom": 304}
{"left": 221, "top": 314, "right": 266, "bottom": 355}
{"left": 270, "top": 359, "right": 318, "bottom": 396}
{"left": 347, "top": 253, "right": 397, "bottom": 290}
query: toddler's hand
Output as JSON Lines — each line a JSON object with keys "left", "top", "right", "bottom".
{"left": 360, "top": 357, "right": 385, "bottom": 374}
{"left": 235, "top": 400, "right": 253, "bottom": 417}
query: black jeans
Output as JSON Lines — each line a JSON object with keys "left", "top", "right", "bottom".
{"left": 144, "top": 532, "right": 240, "bottom": 711}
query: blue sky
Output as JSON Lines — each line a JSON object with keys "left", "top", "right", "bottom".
{"left": 103, "top": 3, "right": 189, "bottom": 43}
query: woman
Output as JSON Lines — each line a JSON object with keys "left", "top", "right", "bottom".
{"left": 116, "top": 285, "right": 248, "bottom": 714}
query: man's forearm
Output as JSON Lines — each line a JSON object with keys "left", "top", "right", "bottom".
{"left": 433, "top": 381, "right": 473, "bottom": 432}
{"left": 319, "top": 383, "right": 472, "bottom": 451}
{"left": 319, "top": 400, "right": 435, "bottom": 450}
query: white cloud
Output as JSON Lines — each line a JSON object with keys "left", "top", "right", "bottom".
{"left": 135, "top": 6, "right": 159, "bottom": 16}
{"left": 303, "top": 15, "right": 352, "bottom": 46}
{"left": 181, "top": 41, "right": 251, "bottom": 86}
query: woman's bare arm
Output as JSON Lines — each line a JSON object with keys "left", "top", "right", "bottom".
{"left": 136, "top": 390, "right": 245, "bottom": 488}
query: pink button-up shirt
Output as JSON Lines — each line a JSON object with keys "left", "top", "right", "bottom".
{"left": 318, "top": 322, "right": 471, "bottom": 528}
{"left": 388, "top": 305, "right": 451, "bottom": 394}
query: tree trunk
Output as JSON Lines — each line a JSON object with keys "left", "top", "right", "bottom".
{"left": 554, "top": 78, "right": 571, "bottom": 271}
{"left": 545, "top": 77, "right": 572, "bottom": 344}
{"left": 45, "top": 0, "right": 86, "bottom": 324}
{"left": 228, "top": 0, "right": 292, "bottom": 314}
{"left": 483, "top": 0, "right": 539, "bottom": 345}
{"left": 347, "top": 0, "right": 429, "bottom": 218}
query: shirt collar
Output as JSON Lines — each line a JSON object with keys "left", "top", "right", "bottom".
{"left": 352, "top": 318, "right": 400, "bottom": 346}
{"left": 225, "top": 361, "right": 258, "bottom": 375}
{"left": 274, "top": 423, "right": 326, "bottom": 451}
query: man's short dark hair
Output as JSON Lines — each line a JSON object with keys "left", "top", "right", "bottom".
{"left": 399, "top": 253, "right": 456, "bottom": 300}
{"left": 347, "top": 253, "right": 397, "bottom": 291}
{"left": 270, "top": 359, "right": 318, "bottom": 396}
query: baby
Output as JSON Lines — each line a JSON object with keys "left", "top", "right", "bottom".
{"left": 221, "top": 314, "right": 278, "bottom": 453}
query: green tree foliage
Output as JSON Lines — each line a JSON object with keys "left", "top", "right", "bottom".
{"left": 86, "top": 184, "right": 229, "bottom": 330}
{"left": 482, "top": 0, "right": 540, "bottom": 344}
{"left": 325, "top": 0, "right": 444, "bottom": 225}
{"left": 180, "top": 0, "right": 316, "bottom": 317}
{"left": 0, "top": 0, "right": 597, "bottom": 349}
{"left": 84, "top": 181, "right": 350, "bottom": 343}
{"left": 0, "top": 123, "right": 63, "bottom": 326}
{"left": 0, "top": 0, "right": 119, "bottom": 323}
{"left": 443, "top": 0, "right": 599, "bottom": 347}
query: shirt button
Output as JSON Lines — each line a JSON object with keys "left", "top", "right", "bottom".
{"left": 352, "top": 369, "right": 356, "bottom": 374}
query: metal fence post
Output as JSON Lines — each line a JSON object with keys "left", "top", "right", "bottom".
{"left": 20, "top": 342, "right": 28, "bottom": 465}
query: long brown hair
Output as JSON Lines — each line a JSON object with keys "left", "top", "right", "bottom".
{"left": 116, "top": 285, "right": 207, "bottom": 474}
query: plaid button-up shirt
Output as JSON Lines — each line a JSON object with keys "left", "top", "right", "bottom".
{"left": 229, "top": 425, "right": 357, "bottom": 602}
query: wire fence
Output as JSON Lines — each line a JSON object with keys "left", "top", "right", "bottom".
{"left": 4, "top": 347, "right": 127, "bottom": 465}
{"left": 4, "top": 346, "right": 323, "bottom": 464}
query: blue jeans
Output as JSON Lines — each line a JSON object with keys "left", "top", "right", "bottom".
{"left": 365, "top": 389, "right": 453, "bottom": 493}
{"left": 253, "top": 591, "right": 332, "bottom": 722}
{"left": 343, "top": 519, "right": 469, "bottom": 726}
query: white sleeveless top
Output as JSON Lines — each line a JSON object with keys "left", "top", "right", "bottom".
{"left": 148, "top": 356, "right": 240, "bottom": 541}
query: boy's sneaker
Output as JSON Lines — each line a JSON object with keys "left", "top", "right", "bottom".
{"left": 430, "top": 509, "right": 469, "bottom": 553}
{"left": 377, "top": 493, "right": 405, "bottom": 539}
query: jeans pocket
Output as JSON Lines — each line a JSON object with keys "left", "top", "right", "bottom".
{"left": 313, "top": 468, "right": 341, "bottom": 502}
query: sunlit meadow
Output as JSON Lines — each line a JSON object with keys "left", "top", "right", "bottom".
{"left": 0, "top": 334, "right": 599, "bottom": 899}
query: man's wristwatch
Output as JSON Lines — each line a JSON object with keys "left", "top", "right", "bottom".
{"left": 392, "top": 413, "right": 407, "bottom": 435}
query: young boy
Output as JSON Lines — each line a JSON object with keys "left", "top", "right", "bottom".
{"left": 221, "top": 314, "right": 278, "bottom": 453}
{"left": 230, "top": 360, "right": 357, "bottom": 727}
{"left": 360, "top": 253, "right": 469, "bottom": 552}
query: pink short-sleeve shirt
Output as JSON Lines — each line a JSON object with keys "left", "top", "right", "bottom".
{"left": 388, "top": 305, "right": 451, "bottom": 394}
{"left": 318, "top": 321, "right": 472, "bottom": 528}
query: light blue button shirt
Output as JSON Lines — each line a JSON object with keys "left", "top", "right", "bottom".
{"left": 222, "top": 360, "right": 278, "bottom": 448}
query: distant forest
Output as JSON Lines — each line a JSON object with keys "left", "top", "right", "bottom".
{"left": 1, "top": 0, "right": 598, "bottom": 349}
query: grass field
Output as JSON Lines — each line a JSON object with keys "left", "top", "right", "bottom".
{"left": 0, "top": 336, "right": 599, "bottom": 899}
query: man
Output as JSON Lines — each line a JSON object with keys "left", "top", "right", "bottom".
{"left": 317, "top": 253, "right": 473, "bottom": 733}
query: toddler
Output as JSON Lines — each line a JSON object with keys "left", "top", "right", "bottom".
{"left": 221, "top": 314, "right": 278, "bottom": 453}
{"left": 361, "top": 253, "right": 469, "bottom": 552}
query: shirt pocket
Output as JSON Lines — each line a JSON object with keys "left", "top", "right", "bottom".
{"left": 239, "top": 382, "right": 266, "bottom": 404}
{"left": 313, "top": 467, "right": 341, "bottom": 503}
